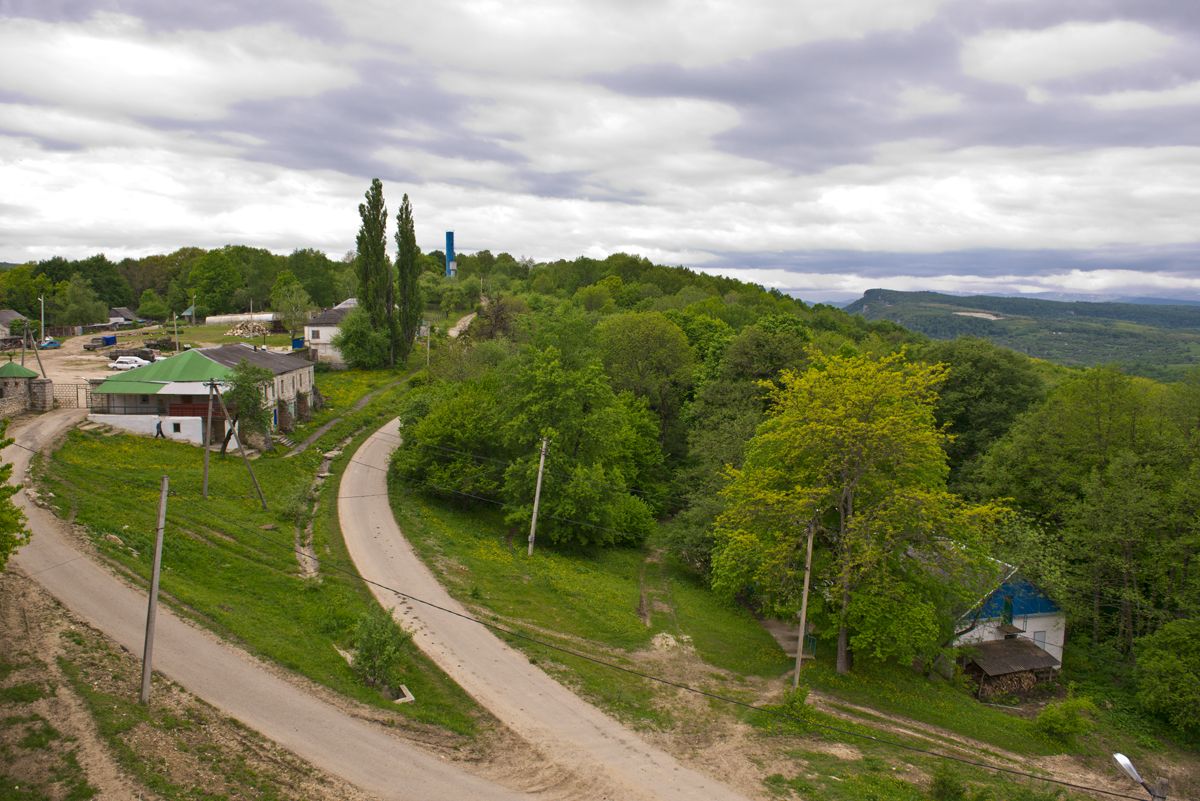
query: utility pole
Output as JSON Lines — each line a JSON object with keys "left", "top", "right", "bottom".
{"left": 793, "top": 520, "right": 816, "bottom": 688}
{"left": 202, "top": 380, "right": 215, "bottom": 498}
{"left": 38, "top": 295, "right": 44, "bottom": 343}
{"left": 527, "top": 437, "right": 548, "bottom": 556}
{"left": 25, "top": 329, "right": 46, "bottom": 378}
{"left": 212, "top": 384, "right": 267, "bottom": 510}
{"left": 173, "top": 312, "right": 180, "bottom": 353}
{"left": 140, "top": 475, "right": 169, "bottom": 705}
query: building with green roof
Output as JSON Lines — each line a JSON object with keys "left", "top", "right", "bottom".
{"left": 89, "top": 344, "right": 315, "bottom": 444}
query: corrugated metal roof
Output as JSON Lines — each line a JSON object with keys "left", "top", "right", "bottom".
{"left": 308, "top": 307, "right": 351, "bottom": 327}
{"left": 199, "top": 343, "right": 310, "bottom": 375}
{"left": 93, "top": 349, "right": 232, "bottom": 395}
{"left": 979, "top": 577, "right": 1061, "bottom": 619}
{"left": 967, "top": 638, "right": 1060, "bottom": 677}
{"left": 92, "top": 380, "right": 166, "bottom": 395}
{"left": 0, "top": 361, "right": 38, "bottom": 378}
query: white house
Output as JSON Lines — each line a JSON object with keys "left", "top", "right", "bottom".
{"left": 954, "top": 573, "right": 1065, "bottom": 696}
{"left": 305, "top": 299, "right": 356, "bottom": 366}
{"left": 89, "top": 344, "right": 317, "bottom": 443}
{"left": 0, "top": 310, "right": 28, "bottom": 338}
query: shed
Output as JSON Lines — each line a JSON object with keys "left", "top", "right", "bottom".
{"left": 962, "top": 638, "right": 1061, "bottom": 698}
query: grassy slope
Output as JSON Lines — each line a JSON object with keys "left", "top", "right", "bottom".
{"left": 386, "top": 479, "right": 1199, "bottom": 799}
{"left": 36, "top": 371, "right": 481, "bottom": 736}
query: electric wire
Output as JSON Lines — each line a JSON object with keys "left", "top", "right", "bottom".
{"left": 235, "top": 510, "right": 1146, "bottom": 801}
{"left": 3, "top": 434, "right": 1153, "bottom": 799}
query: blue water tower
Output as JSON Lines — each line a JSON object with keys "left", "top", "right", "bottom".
{"left": 445, "top": 231, "right": 457, "bottom": 278}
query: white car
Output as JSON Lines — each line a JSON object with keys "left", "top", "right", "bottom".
{"left": 108, "top": 356, "right": 150, "bottom": 371}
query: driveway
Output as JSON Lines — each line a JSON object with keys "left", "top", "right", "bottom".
{"left": 339, "top": 419, "right": 750, "bottom": 801}
{"left": 8, "top": 409, "right": 528, "bottom": 801}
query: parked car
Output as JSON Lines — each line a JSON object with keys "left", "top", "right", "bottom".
{"left": 108, "top": 356, "right": 150, "bottom": 370}
{"left": 37, "top": 339, "right": 61, "bottom": 349}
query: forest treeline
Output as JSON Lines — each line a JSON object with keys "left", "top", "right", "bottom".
{"left": 0, "top": 243, "right": 518, "bottom": 327}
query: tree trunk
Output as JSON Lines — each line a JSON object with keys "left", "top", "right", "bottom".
{"left": 220, "top": 415, "right": 239, "bottom": 455}
{"left": 836, "top": 585, "right": 852, "bottom": 674}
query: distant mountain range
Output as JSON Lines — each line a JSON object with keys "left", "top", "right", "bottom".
{"left": 845, "top": 289, "right": 1200, "bottom": 380}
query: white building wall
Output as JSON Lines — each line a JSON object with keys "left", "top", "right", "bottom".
{"left": 955, "top": 612, "right": 1066, "bottom": 662}
{"left": 89, "top": 413, "right": 206, "bottom": 444}
{"left": 306, "top": 323, "right": 344, "bottom": 365}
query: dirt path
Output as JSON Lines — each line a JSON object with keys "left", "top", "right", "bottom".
{"left": 288, "top": 379, "right": 403, "bottom": 456}
{"left": 338, "top": 418, "right": 751, "bottom": 801}
{"left": 7, "top": 409, "right": 530, "bottom": 801}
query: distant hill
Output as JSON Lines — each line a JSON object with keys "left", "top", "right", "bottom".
{"left": 846, "top": 289, "right": 1200, "bottom": 380}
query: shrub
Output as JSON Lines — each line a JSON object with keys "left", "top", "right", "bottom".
{"left": 352, "top": 607, "right": 411, "bottom": 690}
{"left": 1136, "top": 619, "right": 1200, "bottom": 733}
{"left": 929, "top": 764, "right": 967, "bottom": 801}
{"left": 1034, "top": 695, "right": 1097, "bottom": 745}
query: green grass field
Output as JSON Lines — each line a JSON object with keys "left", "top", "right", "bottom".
{"left": 37, "top": 374, "right": 483, "bottom": 736}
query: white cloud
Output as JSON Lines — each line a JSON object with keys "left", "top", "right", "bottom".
{"left": 333, "top": 0, "right": 950, "bottom": 76}
{"left": 893, "top": 86, "right": 966, "bottom": 119}
{"left": 1085, "top": 80, "right": 1200, "bottom": 111}
{"left": 961, "top": 20, "right": 1174, "bottom": 87}
{"left": 0, "top": 13, "right": 356, "bottom": 121}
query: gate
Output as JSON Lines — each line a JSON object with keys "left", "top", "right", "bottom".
{"left": 53, "top": 383, "right": 92, "bottom": 410}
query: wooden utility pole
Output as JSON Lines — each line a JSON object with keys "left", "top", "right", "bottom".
{"left": 202, "top": 380, "right": 215, "bottom": 498}
{"left": 25, "top": 329, "right": 46, "bottom": 378}
{"left": 212, "top": 385, "right": 267, "bottom": 510}
{"left": 140, "top": 476, "right": 169, "bottom": 705}
{"left": 793, "top": 520, "right": 816, "bottom": 688}
{"left": 527, "top": 437, "right": 548, "bottom": 556}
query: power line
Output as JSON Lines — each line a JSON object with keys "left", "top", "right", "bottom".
{"left": 229, "top": 517, "right": 1143, "bottom": 801}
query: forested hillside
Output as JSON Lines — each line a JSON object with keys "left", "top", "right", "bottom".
{"left": 846, "top": 288, "right": 1200, "bottom": 380}
{"left": 7, "top": 241, "right": 1198, "bottom": 747}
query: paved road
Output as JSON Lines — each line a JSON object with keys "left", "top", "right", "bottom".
{"left": 339, "top": 419, "right": 750, "bottom": 801}
{"left": 9, "top": 409, "right": 528, "bottom": 801}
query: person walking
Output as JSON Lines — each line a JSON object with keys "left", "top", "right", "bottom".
{"left": 155, "top": 417, "right": 166, "bottom": 439}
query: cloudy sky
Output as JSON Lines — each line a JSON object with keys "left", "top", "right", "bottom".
{"left": 1, "top": 1, "right": 1198, "bottom": 302}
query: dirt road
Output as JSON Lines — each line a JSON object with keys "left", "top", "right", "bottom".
{"left": 8, "top": 409, "right": 529, "bottom": 801}
{"left": 339, "top": 419, "right": 751, "bottom": 801}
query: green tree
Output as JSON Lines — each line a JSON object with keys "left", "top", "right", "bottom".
{"left": 220, "top": 360, "right": 274, "bottom": 453}
{"left": 355, "top": 178, "right": 396, "bottom": 366}
{"left": 711, "top": 351, "right": 1004, "bottom": 673}
{"left": 287, "top": 248, "right": 338, "bottom": 308}
{"left": 918, "top": 337, "right": 1045, "bottom": 489}
{"left": 353, "top": 606, "right": 412, "bottom": 691}
{"left": 188, "top": 250, "right": 243, "bottom": 315}
{"left": 0, "top": 422, "right": 29, "bottom": 571}
{"left": 595, "top": 311, "right": 693, "bottom": 452}
{"left": 331, "top": 307, "right": 391, "bottom": 370}
{"left": 395, "top": 193, "right": 422, "bottom": 363}
{"left": 136, "top": 288, "right": 169, "bottom": 321}
{"left": 270, "top": 270, "right": 312, "bottom": 338}
{"left": 52, "top": 274, "right": 108, "bottom": 325}
{"left": 1135, "top": 619, "right": 1200, "bottom": 733}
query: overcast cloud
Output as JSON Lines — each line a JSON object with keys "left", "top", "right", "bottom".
{"left": 0, "top": 0, "right": 1197, "bottom": 302}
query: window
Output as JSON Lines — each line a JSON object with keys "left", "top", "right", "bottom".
{"left": 311, "top": 329, "right": 320, "bottom": 340}
{"left": 181, "top": 395, "right": 191, "bottom": 404}
{"left": 172, "top": 422, "right": 181, "bottom": 433}
{"left": 1033, "top": 630, "right": 1046, "bottom": 647}
{"left": 140, "top": 395, "right": 149, "bottom": 403}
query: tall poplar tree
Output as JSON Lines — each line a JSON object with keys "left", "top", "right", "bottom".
{"left": 395, "top": 193, "right": 421, "bottom": 362}
{"left": 355, "top": 178, "right": 396, "bottom": 367}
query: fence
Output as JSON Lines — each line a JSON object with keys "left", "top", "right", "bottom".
{"left": 53, "top": 383, "right": 92, "bottom": 410}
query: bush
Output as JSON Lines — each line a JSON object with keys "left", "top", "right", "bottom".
{"left": 930, "top": 764, "right": 967, "bottom": 801}
{"left": 1136, "top": 619, "right": 1200, "bottom": 734}
{"left": 352, "top": 607, "right": 411, "bottom": 690}
{"left": 1034, "top": 695, "right": 1097, "bottom": 745}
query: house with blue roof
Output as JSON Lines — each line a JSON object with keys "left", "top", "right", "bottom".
{"left": 953, "top": 572, "right": 1064, "bottom": 696}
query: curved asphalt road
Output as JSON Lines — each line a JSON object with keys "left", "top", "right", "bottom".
{"left": 9, "top": 409, "right": 527, "bottom": 801}
{"left": 339, "top": 419, "right": 750, "bottom": 801}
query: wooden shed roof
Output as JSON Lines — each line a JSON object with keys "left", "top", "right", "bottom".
{"left": 967, "top": 638, "right": 1060, "bottom": 677}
